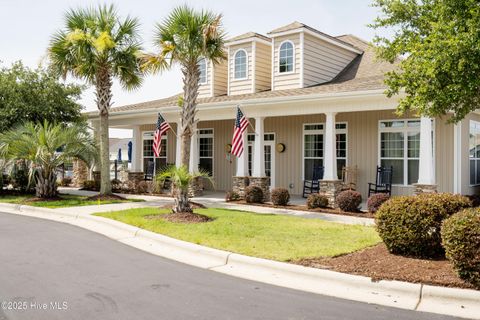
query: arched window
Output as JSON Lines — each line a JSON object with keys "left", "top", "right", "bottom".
{"left": 279, "top": 41, "right": 294, "bottom": 73}
{"left": 234, "top": 49, "right": 248, "bottom": 79}
{"left": 198, "top": 58, "right": 207, "bottom": 84}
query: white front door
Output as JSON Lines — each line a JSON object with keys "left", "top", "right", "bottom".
{"left": 248, "top": 133, "right": 275, "bottom": 188}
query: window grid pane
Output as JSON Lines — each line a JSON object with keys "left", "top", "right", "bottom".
{"left": 279, "top": 42, "right": 294, "bottom": 73}
{"left": 234, "top": 50, "right": 247, "bottom": 79}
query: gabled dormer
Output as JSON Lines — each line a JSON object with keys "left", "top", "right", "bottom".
{"left": 268, "top": 22, "right": 363, "bottom": 91}
{"left": 226, "top": 32, "right": 272, "bottom": 95}
{"left": 197, "top": 58, "right": 228, "bottom": 98}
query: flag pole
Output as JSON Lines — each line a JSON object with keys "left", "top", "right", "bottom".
{"left": 237, "top": 105, "right": 256, "bottom": 134}
{"left": 158, "top": 111, "right": 178, "bottom": 138}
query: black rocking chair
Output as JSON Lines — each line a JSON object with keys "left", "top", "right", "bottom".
{"left": 144, "top": 161, "right": 155, "bottom": 181}
{"left": 302, "top": 166, "right": 324, "bottom": 198}
{"left": 368, "top": 166, "right": 393, "bottom": 197}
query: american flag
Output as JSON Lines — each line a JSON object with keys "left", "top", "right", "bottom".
{"left": 153, "top": 113, "right": 171, "bottom": 157}
{"left": 231, "top": 106, "right": 249, "bottom": 157}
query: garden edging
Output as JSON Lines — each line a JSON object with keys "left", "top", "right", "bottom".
{"left": 0, "top": 202, "right": 478, "bottom": 320}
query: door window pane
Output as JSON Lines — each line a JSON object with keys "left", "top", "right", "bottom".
{"left": 304, "top": 159, "right": 323, "bottom": 180}
{"left": 381, "top": 159, "right": 404, "bottom": 185}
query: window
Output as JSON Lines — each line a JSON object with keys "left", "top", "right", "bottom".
{"left": 142, "top": 132, "right": 167, "bottom": 174}
{"left": 198, "top": 129, "right": 214, "bottom": 176}
{"left": 379, "top": 119, "right": 432, "bottom": 185}
{"left": 247, "top": 133, "right": 275, "bottom": 177}
{"left": 198, "top": 58, "right": 207, "bottom": 84}
{"left": 469, "top": 121, "right": 480, "bottom": 185}
{"left": 234, "top": 50, "right": 247, "bottom": 79}
{"left": 303, "top": 123, "right": 347, "bottom": 180}
{"left": 279, "top": 41, "right": 294, "bottom": 73}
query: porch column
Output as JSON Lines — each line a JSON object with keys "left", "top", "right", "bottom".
{"left": 233, "top": 131, "right": 249, "bottom": 198}
{"left": 250, "top": 117, "right": 269, "bottom": 201}
{"left": 89, "top": 120, "right": 101, "bottom": 180}
{"left": 175, "top": 121, "right": 182, "bottom": 167}
{"left": 415, "top": 116, "right": 437, "bottom": 194}
{"left": 323, "top": 112, "right": 338, "bottom": 180}
{"left": 131, "top": 125, "right": 142, "bottom": 172}
{"left": 189, "top": 123, "right": 199, "bottom": 173}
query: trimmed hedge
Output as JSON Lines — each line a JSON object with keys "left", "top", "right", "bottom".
{"left": 225, "top": 190, "right": 240, "bottom": 202}
{"left": 367, "top": 193, "right": 390, "bottom": 213}
{"left": 336, "top": 190, "right": 362, "bottom": 212}
{"left": 271, "top": 188, "right": 290, "bottom": 206}
{"left": 82, "top": 180, "right": 99, "bottom": 191}
{"left": 245, "top": 186, "right": 264, "bottom": 203}
{"left": 442, "top": 208, "right": 480, "bottom": 288}
{"left": 306, "top": 193, "right": 328, "bottom": 209}
{"left": 376, "top": 193, "right": 471, "bottom": 257}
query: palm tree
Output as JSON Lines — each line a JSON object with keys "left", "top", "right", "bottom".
{"left": 48, "top": 4, "right": 143, "bottom": 195}
{"left": 156, "top": 166, "right": 212, "bottom": 213}
{"left": 0, "top": 121, "right": 97, "bottom": 198}
{"left": 141, "top": 5, "right": 226, "bottom": 168}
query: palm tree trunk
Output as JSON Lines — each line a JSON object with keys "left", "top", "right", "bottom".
{"left": 180, "top": 64, "right": 200, "bottom": 168}
{"left": 173, "top": 187, "right": 193, "bottom": 214}
{"left": 96, "top": 69, "right": 113, "bottom": 195}
{"left": 35, "top": 169, "right": 57, "bottom": 198}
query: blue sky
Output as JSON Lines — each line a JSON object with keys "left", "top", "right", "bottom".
{"left": 0, "top": 0, "right": 386, "bottom": 137}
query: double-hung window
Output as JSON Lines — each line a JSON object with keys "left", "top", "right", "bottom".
{"left": 469, "top": 120, "right": 480, "bottom": 185}
{"left": 379, "top": 119, "right": 432, "bottom": 185}
{"left": 198, "top": 129, "right": 214, "bottom": 176}
{"left": 303, "top": 123, "right": 347, "bottom": 180}
{"left": 142, "top": 132, "right": 167, "bottom": 174}
{"left": 198, "top": 58, "right": 207, "bottom": 84}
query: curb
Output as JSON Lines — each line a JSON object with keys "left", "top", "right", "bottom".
{"left": 0, "top": 203, "right": 478, "bottom": 319}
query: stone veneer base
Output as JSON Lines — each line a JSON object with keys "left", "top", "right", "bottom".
{"left": 319, "top": 180, "right": 343, "bottom": 208}
{"left": 413, "top": 183, "right": 438, "bottom": 195}
{"left": 232, "top": 176, "right": 250, "bottom": 199}
{"left": 127, "top": 172, "right": 144, "bottom": 182}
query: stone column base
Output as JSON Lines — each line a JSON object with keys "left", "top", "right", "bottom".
{"left": 413, "top": 183, "right": 437, "bottom": 195}
{"left": 72, "top": 159, "right": 88, "bottom": 187}
{"left": 319, "top": 180, "right": 343, "bottom": 208}
{"left": 249, "top": 177, "right": 270, "bottom": 202}
{"left": 188, "top": 177, "right": 203, "bottom": 197}
{"left": 232, "top": 176, "right": 250, "bottom": 199}
{"left": 128, "top": 172, "right": 144, "bottom": 183}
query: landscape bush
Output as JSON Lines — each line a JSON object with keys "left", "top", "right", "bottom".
{"left": 306, "top": 193, "right": 329, "bottom": 209}
{"left": 225, "top": 190, "right": 240, "bottom": 202}
{"left": 376, "top": 193, "right": 471, "bottom": 257}
{"left": 271, "top": 188, "right": 290, "bottom": 206}
{"left": 82, "top": 180, "right": 99, "bottom": 191}
{"left": 58, "top": 177, "right": 72, "bottom": 187}
{"left": 336, "top": 190, "right": 362, "bottom": 212}
{"left": 441, "top": 208, "right": 480, "bottom": 289}
{"left": 10, "top": 164, "right": 30, "bottom": 192}
{"left": 111, "top": 179, "right": 122, "bottom": 192}
{"left": 367, "top": 193, "right": 390, "bottom": 213}
{"left": 245, "top": 186, "right": 264, "bottom": 203}
{"left": 136, "top": 180, "right": 150, "bottom": 194}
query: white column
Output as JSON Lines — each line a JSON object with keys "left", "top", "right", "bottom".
{"left": 252, "top": 117, "right": 265, "bottom": 177}
{"left": 323, "top": 112, "right": 338, "bottom": 180}
{"left": 235, "top": 131, "right": 249, "bottom": 176}
{"left": 418, "top": 116, "right": 435, "bottom": 185}
{"left": 189, "top": 124, "right": 199, "bottom": 173}
{"left": 131, "top": 125, "right": 142, "bottom": 172}
{"left": 175, "top": 121, "right": 182, "bottom": 167}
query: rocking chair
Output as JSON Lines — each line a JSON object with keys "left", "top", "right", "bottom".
{"left": 368, "top": 166, "right": 393, "bottom": 197}
{"left": 302, "top": 166, "right": 324, "bottom": 198}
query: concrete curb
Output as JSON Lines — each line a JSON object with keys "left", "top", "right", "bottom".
{"left": 0, "top": 203, "right": 478, "bottom": 319}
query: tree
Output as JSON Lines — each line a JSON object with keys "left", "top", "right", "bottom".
{"left": 156, "top": 166, "right": 212, "bottom": 214}
{"left": 0, "top": 61, "right": 83, "bottom": 131}
{"left": 371, "top": 0, "right": 480, "bottom": 122}
{"left": 141, "top": 5, "right": 225, "bottom": 213}
{"left": 48, "top": 4, "right": 143, "bottom": 195}
{"left": 0, "top": 121, "right": 97, "bottom": 198}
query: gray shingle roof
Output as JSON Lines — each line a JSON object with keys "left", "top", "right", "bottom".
{"left": 226, "top": 32, "right": 271, "bottom": 43}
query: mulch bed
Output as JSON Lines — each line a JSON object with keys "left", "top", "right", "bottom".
{"left": 294, "top": 244, "right": 475, "bottom": 289}
{"left": 229, "top": 200, "right": 374, "bottom": 218}
{"left": 86, "top": 194, "right": 127, "bottom": 201}
{"left": 145, "top": 211, "right": 212, "bottom": 224}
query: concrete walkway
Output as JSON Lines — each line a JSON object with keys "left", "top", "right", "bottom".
{"left": 57, "top": 187, "right": 374, "bottom": 226}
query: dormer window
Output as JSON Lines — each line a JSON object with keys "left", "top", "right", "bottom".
{"left": 198, "top": 58, "right": 207, "bottom": 84}
{"left": 234, "top": 49, "right": 248, "bottom": 79}
{"left": 279, "top": 41, "right": 294, "bottom": 73}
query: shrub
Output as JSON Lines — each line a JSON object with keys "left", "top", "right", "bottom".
{"left": 271, "top": 188, "right": 290, "bottom": 206}
{"left": 367, "top": 193, "right": 390, "bottom": 213}
{"left": 306, "top": 193, "right": 329, "bottom": 209}
{"left": 111, "top": 179, "right": 122, "bottom": 192}
{"left": 376, "top": 193, "right": 471, "bottom": 257}
{"left": 10, "top": 164, "right": 29, "bottom": 192}
{"left": 466, "top": 194, "right": 480, "bottom": 207}
{"left": 442, "top": 208, "right": 480, "bottom": 288}
{"left": 225, "top": 190, "right": 240, "bottom": 202}
{"left": 336, "top": 190, "right": 362, "bottom": 212}
{"left": 82, "top": 180, "right": 99, "bottom": 191}
{"left": 245, "top": 186, "right": 264, "bottom": 203}
{"left": 136, "top": 181, "right": 150, "bottom": 194}
{"left": 121, "top": 180, "right": 136, "bottom": 193}
{"left": 59, "top": 177, "right": 72, "bottom": 187}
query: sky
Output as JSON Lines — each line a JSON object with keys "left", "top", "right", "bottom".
{"left": 0, "top": 0, "right": 386, "bottom": 138}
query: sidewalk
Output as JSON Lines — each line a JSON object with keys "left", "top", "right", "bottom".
{"left": 57, "top": 187, "right": 374, "bottom": 226}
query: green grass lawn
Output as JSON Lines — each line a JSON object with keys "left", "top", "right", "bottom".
{"left": 0, "top": 194, "right": 143, "bottom": 208}
{"left": 96, "top": 208, "right": 381, "bottom": 261}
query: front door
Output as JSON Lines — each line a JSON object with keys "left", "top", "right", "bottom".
{"left": 248, "top": 133, "right": 275, "bottom": 188}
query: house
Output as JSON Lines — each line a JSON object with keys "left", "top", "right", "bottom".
{"left": 87, "top": 21, "right": 480, "bottom": 202}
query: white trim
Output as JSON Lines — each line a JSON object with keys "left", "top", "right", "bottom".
{"left": 226, "top": 37, "right": 272, "bottom": 47}
{"left": 453, "top": 121, "right": 462, "bottom": 193}
{"left": 299, "top": 31, "right": 304, "bottom": 88}
{"left": 468, "top": 120, "right": 480, "bottom": 186}
{"left": 301, "top": 122, "right": 348, "bottom": 181}
{"left": 198, "top": 58, "right": 208, "bottom": 85}
{"left": 141, "top": 131, "right": 168, "bottom": 173}
{"left": 252, "top": 41, "right": 256, "bottom": 93}
{"left": 271, "top": 37, "right": 275, "bottom": 90}
{"left": 233, "top": 48, "right": 249, "bottom": 81}
{"left": 268, "top": 27, "right": 363, "bottom": 54}
{"left": 227, "top": 47, "right": 231, "bottom": 95}
{"left": 278, "top": 40, "right": 296, "bottom": 75}
{"left": 209, "top": 60, "right": 214, "bottom": 97}
{"left": 198, "top": 128, "right": 215, "bottom": 177}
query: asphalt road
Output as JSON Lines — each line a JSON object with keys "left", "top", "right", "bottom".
{"left": 0, "top": 212, "right": 460, "bottom": 320}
